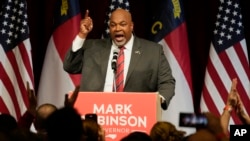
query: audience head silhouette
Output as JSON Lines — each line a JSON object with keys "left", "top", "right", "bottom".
{"left": 150, "top": 121, "right": 186, "bottom": 141}
{"left": 46, "top": 106, "right": 83, "bottom": 141}
{"left": 0, "top": 113, "right": 18, "bottom": 134}
{"left": 82, "top": 118, "right": 105, "bottom": 141}
{"left": 184, "top": 129, "right": 217, "bottom": 141}
{"left": 34, "top": 103, "right": 57, "bottom": 133}
{"left": 8, "top": 128, "right": 40, "bottom": 141}
{"left": 120, "top": 131, "right": 152, "bottom": 141}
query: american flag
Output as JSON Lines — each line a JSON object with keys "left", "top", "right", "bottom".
{"left": 102, "top": 0, "right": 130, "bottom": 38}
{"left": 148, "top": 0, "right": 195, "bottom": 135}
{"left": 200, "top": 0, "right": 250, "bottom": 125}
{"left": 0, "top": 0, "right": 34, "bottom": 120}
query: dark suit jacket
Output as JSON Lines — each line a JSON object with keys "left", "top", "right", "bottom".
{"left": 63, "top": 36, "right": 175, "bottom": 109}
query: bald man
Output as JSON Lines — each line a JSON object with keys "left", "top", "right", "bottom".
{"left": 63, "top": 8, "right": 175, "bottom": 109}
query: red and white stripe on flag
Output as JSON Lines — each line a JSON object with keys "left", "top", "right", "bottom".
{"left": 200, "top": 0, "right": 250, "bottom": 125}
{"left": 0, "top": 0, "right": 34, "bottom": 120}
{"left": 160, "top": 22, "right": 195, "bottom": 135}
{"left": 200, "top": 40, "right": 250, "bottom": 124}
{"left": 37, "top": 0, "right": 81, "bottom": 108}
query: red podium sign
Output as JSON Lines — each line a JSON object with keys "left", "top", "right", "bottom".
{"left": 73, "top": 92, "right": 162, "bottom": 141}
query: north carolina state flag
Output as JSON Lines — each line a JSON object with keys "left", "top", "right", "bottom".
{"left": 37, "top": 0, "right": 81, "bottom": 108}
{"left": 147, "top": 0, "right": 195, "bottom": 135}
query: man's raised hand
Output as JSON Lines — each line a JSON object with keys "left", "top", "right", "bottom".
{"left": 79, "top": 10, "right": 93, "bottom": 38}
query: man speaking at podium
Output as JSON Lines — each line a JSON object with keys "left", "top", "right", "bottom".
{"left": 63, "top": 8, "right": 175, "bottom": 110}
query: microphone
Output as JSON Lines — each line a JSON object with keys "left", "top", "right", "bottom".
{"left": 111, "top": 48, "right": 120, "bottom": 71}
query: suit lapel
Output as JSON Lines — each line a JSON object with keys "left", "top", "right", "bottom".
{"left": 125, "top": 37, "right": 142, "bottom": 85}
{"left": 101, "top": 39, "right": 112, "bottom": 79}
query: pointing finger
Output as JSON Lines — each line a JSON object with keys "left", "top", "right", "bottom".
{"left": 84, "top": 9, "right": 89, "bottom": 18}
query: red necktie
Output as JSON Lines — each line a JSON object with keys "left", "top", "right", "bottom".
{"left": 115, "top": 46, "right": 125, "bottom": 92}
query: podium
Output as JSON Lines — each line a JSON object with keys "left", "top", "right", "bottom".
{"left": 74, "top": 92, "right": 162, "bottom": 141}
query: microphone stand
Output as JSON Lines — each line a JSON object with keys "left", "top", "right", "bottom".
{"left": 111, "top": 48, "right": 119, "bottom": 92}
{"left": 113, "top": 69, "right": 117, "bottom": 92}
